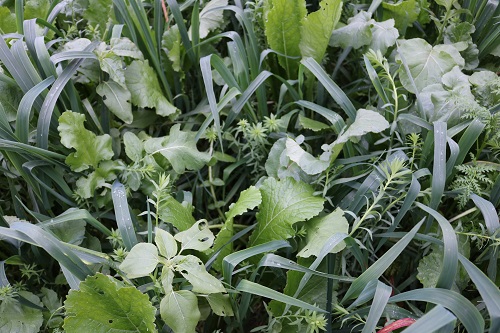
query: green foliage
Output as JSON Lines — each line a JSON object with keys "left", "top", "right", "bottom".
{"left": 0, "top": 291, "right": 43, "bottom": 333}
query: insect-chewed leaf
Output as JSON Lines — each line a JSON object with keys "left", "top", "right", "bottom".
{"left": 175, "top": 220, "right": 215, "bottom": 251}
{"left": 174, "top": 255, "right": 226, "bottom": 294}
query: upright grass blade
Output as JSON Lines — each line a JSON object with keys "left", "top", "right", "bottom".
{"left": 0, "top": 261, "right": 9, "bottom": 286}
{"left": 429, "top": 122, "right": 447, "bottom": 212}
{"left": 111, "top": 181, "right": 138, "bottom": 251}
{"left": 166, "top": 0, "right": 194, "bottom": 63}
{"left": 389, "top": 288, "right": 484, "bottom": 333}
{"left": 40, "top": 207, "right": 112, "bottom": 237}
{"left": 200, "top": 55, "right": 222, "bottom": 146}
{"left": 400, "top": 305, "right": 455, "bottom": 333}
{"left": 470, "top": 194, "right": 500, "bottom": 236}
{"left": 235, "top": 279, "right": 327, "bottom": 314}
{"left": 301, "top": 57, "right": 357, "bottom": 121}
{"left": 342, "top": 219, "right": 424, "bottom": 302}
{"left": 360, "top": 281, "right": 392, "bottom": 333}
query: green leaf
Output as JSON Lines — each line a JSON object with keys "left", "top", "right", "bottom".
{"left": 157, "top": 196, "right": 196, "bottom": 231}
{"left": 330, "top": 11, "right": 373, "bottom": 49}
{"left": 298, "top": 208, "right": 349, "bottom": 258}
{"left": 125, "top": 60, "right": 178, "bottom": 118}
{"left": 286, "top": 137, "right": 330, "bottom": 175}
{"left": 64, "top": 273, "right": 156, "bottom": 333}
{"left": 0, "top": 291, "right": 43, "bottom": 333}
{"left": 123, "top": 132, "right": 143, "bottom": 162}
{"left": 162, "top": 24, "right": 182, "bottom": 72}
{"left": 174, "top": 255, "right": 225, "bottom": 294}
{"left": 397, "top": 38, "right": 464, "bottom": 94}
{"left": 24, "top": 0, "right": 50, "bottom": 20}
{"left": 206, "top": 293, "right": 234, "bottom": 316}
{"left": 298, "top": 114, "right": 330, "bottom": 131}
{"left": 382, "top": 0, "right": 420, "bottom": 34}
{"left": 265, "top": 0, "right": 306, "bottom": 74}
{"left": 370, "top": 19, "right": 399, "bottom": 54}
{"left": 145, "top": 124, "right": 211, "bottom": 174}
{"left": 300, "top": 0, "right": 342, "bottom": 62}
{"left": 249, "top": 177, "right": 324, "bottom": 247}
{"left": 110, "top": 37, "right": 144, "bottom": 60}
{"left": 48, "top": 219, "right": 86, "bottom": 246}
{"left": 0, "top": 81, "right": 23, "bottom": 122}
{"left": 96, "top": 80, "right": 133, "bottom": 124}
{"left": 119, "top": 243, "right": 159, "bottom": 279}
{"left": 0, "top": 7, "right": 16, "bottom": 34}
{"left": 189, "top": 0, "right": 228, "bottom": 39}
{"left": 332, "top": 108, "right": 390, "bottom": 146}
{"left": 160, "top": 290, "right": 200, "bottom": 333}
{"left": 155, "top": 228, "right": 177, "bottom": 259}
{"left": 174, "top": 220, "right": 215, "bottom": 252}
{"left": 74, "top": 160, "right": 120, "bottom": 199}
{"left": 58, "top": 111, "right": 113, "bottom": 172}
{"left": 83, "top": 0, "right": 114, "bottom": 33}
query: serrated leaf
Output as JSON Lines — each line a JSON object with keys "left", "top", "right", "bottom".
{"left": 119, "top": 243, "right": 159, "bottom": 279}
{"left": 206, "top": 293, "right": 234, "bottom": 316}
{"left": 0, "top": 7, "right": 16, "bottom": 34}
{"left": 286, "top": 138, "right": 330, "bottom": 175}
{"left": 125, "top": 60, "right": 178, "bottom": 118}
{"left": 96, "top": 80, "right": 133, "bottom": 124}
{"left": 0, "top": 291, "right": 43, "bottom": 333}
{"left": 330, "top": 11, "right": 373, "bottom": 49}
{"left": 155, "top": 227, "right": 177, "bottom": 259}
{"left": 249, "top": 177, "right": 324, "bottom": 247}
{"left": 160, "top": 290, "right": 200, "bottom": 333}
{"left": 162, "top": 25, "right": 182, "bottom": 72}
{"left": 265, "top": 0, "right": 306, "bottom": 74}
{"left": 189, "top": 0, "right": 228, "bottom": 39}
{"left": 397, "top": 38, "right": 464, "bottom": 94}
{"left": 64, "top": 273, "right": 156, "bottom": 333}
{"left": 300, "top": 0, "right": 342, "bottom": 62}
{"left": 175, "top": 220, "right": 214, "bottom": 251}
{"left": 74, "top": 160, "right": 120, "bottom": 199}
{"left": 174, "top": 255, "right": 225, "bottom": 294}
{"left": 58, "top": 111, "right": 113, "bottom": 172}
{"left": 145, "top": 124, "right": 211, "bottom": 174}
{"left": 226, "top": 186, "right": 262, "bottom": 221}
{"left": 298, "top": 208, "right": 349, "bottom": 258}
{"left": 370, "top": 19, "right": 399, "bottom": 54}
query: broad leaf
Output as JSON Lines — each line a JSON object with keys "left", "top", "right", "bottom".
{"left": 265, "top": 0, "right": 306, "bottom": 74}
{"left": 83, "top": 0, "right": 114, "bottom": 33}
{"left": 0, "top": 7, "right": 16, "bottom": 34}
{"left": 157, "top": 195, "right": 196, "bottom": 231}
{"left": 298, "top": 208, "right": 349, "bottom": 258}
{"left": 123, "top": 132, "right": 143, "bottom": 162}
{"left": 119, "top": 243, "right": 159, "bottom": 279}
{"left": 74, "top": 160, "right": 120, "bottom": 199}
{"left": 96, "top": 80, "right": 133, "bottom": 124}
{"left": 160, "top": 290, "right": 200, "bottom": 333}
{"left": 58, "top": 111, "right": 113, "bottom": 172}
{"left": 175, "top": 220, "right": 214, "bottom": 252}
{"left": 206, "top": 293, "right": 234, "bottom": 316}
{"left": 125, "top": 60, "right": 178, "bottom": 118}
{"left": 382, "top": 0, "right": 420, "bottom": 34}
{"left": 155, "top": 227, "right": 177, "bottom": 259}
{"left": 286, "top": 137, "right": 330, "bottom": 175}
{"left": 64, "top": 273, "right": 156, "bottom": 333}
{"left": 332, "top": 108, "right": 390, "bottom": 146}
{"left": 298, "top": 114, "right": 330, "bottom": 131}
{"left": 249, "top": 177, "right": 324, "bottom": 246}
{"left": 145, "top": 124, "right": 211, "bottom": 174}
{"left": 397, "top": 38, "right": 464, "bottom": 93}
{"left": 110, "top": 37, "right": 144, "bottom": 60}
{"left": 300, "top": 0, "right": 342, "bottom": 62}
{"left": 189, "top": 0, "right": 228, "bottom": 39}
{"left": 370, "top": 19, "right": 399, "bottom": 54}
{"left": 330, "top": 11, "right": 372, "bottom": 49}
{"left": 0, "top": 291, "right": 43, "bottom": 333}
{"left": 0, "top": 82, "right": 23, "bottom": 122}
{"left": 162, "top": 25, "right": 183, "bottom": 72}
{"left": 174, "top": 255, "right": 225, "bottom": 294}
{"left": 24, "top": 0, "right": 50, "bottom": 20}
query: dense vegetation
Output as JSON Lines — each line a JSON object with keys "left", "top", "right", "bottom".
{"left": 0, "top": 0, "right": 499, "bottom": 332}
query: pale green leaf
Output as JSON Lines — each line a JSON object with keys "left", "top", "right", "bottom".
{"left": 96, "top": 46, "right": 126, "bottom": 87}
{"left": 160, "top": 290, "right": 200, "bottom": 333}
{"left": 206, "top": 293, "right": 234, "bottom": 316}
{"left": 265, "top": 0, "right": 307, "bottom": 74}
{"left": 226, "top": 186, "right": 262, "bottom": 221}
{"left": 96, "top": 80, "right": 133, "bottom": 124}
{"left": 123, "top": 132, "right": 143, "bottom": 162}
{"left": 397, "top": 38, "right": 464, "bottom": 93}
{"left": 162, "top": 24, "right": 182, "bottom": 72}
{"left": 119, "top": 243, "right": 159, "bottom": 279}
{"left": 74, "top": 160, "right": 120, "bottom": 199}
{"left": 0, "top": 7, "right": 16, "bottom": 34}
{"left": 286, "top": 138, "right": 330, "bottom": 175}
{"left": 370, "top": 19, "right": 399, "bottom": 54}
{"left": 382, "top": 0, "right": 420, "bottom": 34}
{"left": 0, "top": 291, "right": 43, "bottom": 333}
{"left": 125, "top": 60, "right": 178, "bottom": 118}
{"left": 174, "top": 255, "right": 225, "bottom": 294}
{"left": 155, "top": 227, "right": 177, "bottom": 259}
{"left": 189, "top": 0, "right": 228, "bottom": 39}
{"left": 64, "top": 273, "right": 156, "bottom": 333}
{"left": 110, "top": 37, "right": 144, "bottom": 60}
{"left": 174, "top": 220, "right": 214, "bottom": 252}
{"left": 298, "top": 208, "right": 349, "bottom": 258}
{"left": 145, "top": 124, "right": 211, "bottom": 174}
{"left": 334, "top": 108, "right": 390, "bottom": 145}
{"left": 249, "top": 177, "right": 324, "bottom": 247}
{"left": 24, "top": 0, "right": 50, "bottom": 20}
{"left": 58, "top": 111, "right": 114, "bottom": 172}
{"left": 300, "top": 0, "right": 343, "bottom": 62}
{"left": 330, "top": 11, "right": 373, "bottom": 49}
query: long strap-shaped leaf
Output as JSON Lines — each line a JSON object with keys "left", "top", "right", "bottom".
{"left": 389, "top": 288, "right": 484, "bottom": 333}
{"left": 361, "top": 281, "right": 392, "bottom": 333}
{"left": 111, "top": 181, "right": 138, "bottom": 251}
{"left": 400, "top": 305, "right": 456, "bottom": 333}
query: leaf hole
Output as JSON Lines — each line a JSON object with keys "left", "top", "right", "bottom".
{"left": 108, "top": 319, "right": 113, "bottom": 324}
